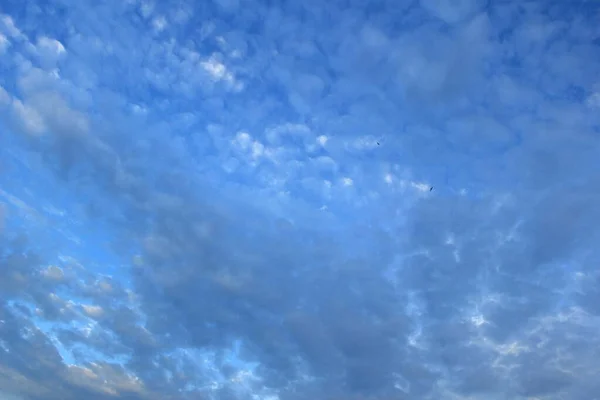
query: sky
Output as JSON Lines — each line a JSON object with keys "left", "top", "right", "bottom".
{"left": 0, "top": 0, "right": 600, "bottom": 399}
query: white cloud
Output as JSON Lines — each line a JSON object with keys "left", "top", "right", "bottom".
{"left": 41, "top": 266, "right": 65, "bottom": 282}
{"left": 0, "top": 87, "right": 46, "bottom": 136}
{"left": 82, "top": 305, "right": 105, "bottom": 319}
{"left": 139, "top": 1, "right": 155, "bottom": 19}
{"left": 586, "top": 92, "right": 600, "bottom": 109}
{"left": 250, "top": 141, "right": 265, "bottom": 160}
{"left": 0, "top": 14, "right": 22, "bottom": 38}
{"left": 348, "top": 135, "right": 379, "bottom": 151}
{"left": 232, "top": 131, "right": 252, "bottom": 150}
{"left": 9, "top": 97, "right": 47, "bottom": 136}
{"left": 152, "top": 16, "right": 168, "bottom": 33}
{"left": 24, "top": 89, "right": 90, "bottom": 138}
{"left": 0, "top": 85, "right": 10, "bottom": 106}
{"left": 311, "top": 156, "right": 337, "bottom": 175}
{"left": 231, "top": 131, "right": 268, "bottom": 164}
{"left": 36, "top": 36, "right": 66, "bottom": 56}
{"left": 0, "top": 33, "right": 8, "bottom": 54}
{"left": 200, "top": 55, "right": 238, "bottom": 88}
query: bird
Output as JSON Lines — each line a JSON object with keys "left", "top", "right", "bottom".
{"left": 429, "top": 186, "right": 433, "bottom": 191}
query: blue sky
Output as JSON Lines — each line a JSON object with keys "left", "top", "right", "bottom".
{"left": 0, "top": 0, "right": 600, "bottom": 399}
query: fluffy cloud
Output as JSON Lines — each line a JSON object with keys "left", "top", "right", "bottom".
{"left": 0, "top": 0, "right": 599, "bottom": 399}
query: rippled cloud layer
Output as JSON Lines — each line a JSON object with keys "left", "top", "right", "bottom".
{"left": 1, "top": 0, "right": 600, "bottom": 399}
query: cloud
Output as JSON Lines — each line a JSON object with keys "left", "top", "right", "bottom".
{"left": 41, "top": 265, "right": 65, "bottom": 282}
{"left": 0, "top": 0, "right": 599, "bottom": 399}
{"left": 81, "top": 305, "right": 104, "bottom": 319}
{"left": 33, "top": 36, "right": 66, "bottom": 69}
{"left": 0, "top": 14, "right": 22, "bottom": 38}
{"left": 0, "top": 33, "right": 9, "bottom": 54}
{"left": 0, "top": 88, "right": 46, "bottom": 136}
{"left": 420, "top": 0, "right": 484, "bottom": 24}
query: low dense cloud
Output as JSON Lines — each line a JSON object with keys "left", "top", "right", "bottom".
{"left": 1, "top": 0, "right": 599, "bottom": 399}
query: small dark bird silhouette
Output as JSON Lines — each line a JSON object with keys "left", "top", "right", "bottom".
{"left": 430, "top": 186, "right": 434, "bottom": 191}
{"left": 377, "top": 142, "right": 380, "bottom": 145}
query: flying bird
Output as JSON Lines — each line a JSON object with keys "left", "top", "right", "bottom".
{"left": 430, "top": 186, "right": 434, "bottom": 191}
